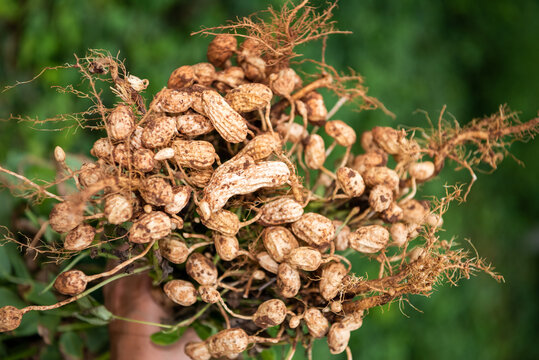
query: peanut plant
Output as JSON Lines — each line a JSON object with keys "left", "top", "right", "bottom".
{"left": 0, "top": 1, "right": 538, "bottom": 359}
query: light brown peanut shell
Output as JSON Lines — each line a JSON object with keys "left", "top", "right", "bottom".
{"left": 409, "top": 161, "right": 435, "bottom": 180}
{"left": 336, "top": 167, "right": 365, "bottom": 197}
{"left": 140, "top": 177, "right": 174, "bottom": 207}
{"left": 64, "top": 224, "right": 95, "bottom": 251}
{"left": 213, "top": 233, "right": 240, "bottom": 261}
{"left": 91, "top": 138, "right": 113, "bottom": 159}
{"left": 328, "top": 322, "right": 350, "bottom": 354}
{"left": 0, "top": 306, "right": 23, "bottom": 332}
{"left": 104, "top": 194, "right": 133, "bottom": 224}
{"left": 107, "top": 105, "right": 135, "bottom": 141}
{"left": 369, "top": 185, "right": 393, "bottom": 212}
{"left": 150, "top": 88, "right": 194, "bottom": 113}
{"left": 263, "top": 226, "right": 299, "bottom": 263}
{"left": 256, "top": 251, "right": 279, "bottom": 274}
{"left": 200, "top": 209, "right": 240, "bottom": 236}
{"left": 277, "top": 262, "right": 301, "bottom": 298}
{"left": 167, "top": 65, "right": 195, "bottom": 90}
{"left": 199, "top": 156, "right": 289, "bottom": 218}
{"left": 186, "top": 253, "right": 218, "bottom": 286}
{"left": 129, "top": 211, "right": 171, "bottom": 243}
{"left": 258, "top": 197, "right": 304, "bottom": 226}
{"left": 286, "top": 246, "right": 322, "bottom": 272}
{"left": 319, "top": 261, "right": 348, "bottom": 301}
{"left": 132, "top": 148, "right": 155, "bottom": 172}
{"left": 206, "top": 328, "right": 249, "bottom": 358}
{"left": 176, "top": 113, "right": 214, "bottom": 137}
{"left": 54, "top": 270, "right": 87, "bottom": 296}
{"left": 78, "top": 163, "right": 102, "bottom": 188}
{"left": 234, "top": 132, "right": 282, "bottom": 162}
{"left": 141, "top": 115, "right": 177, "bottom": 149}
{"left": 185, "top": 342, "right": 211, "bottom": 360}
{"left": 291, "top": 213, "right": 335, "bottom": 248}
{"left": 172, "top": 139, "right": 216, "bottom": 170}
{"left": 304, "top": 134, "right": 326, "bottom": 170}
{"left": 302, "top": 91, "right": 327, "bottom": 124}
{"left": 304, "top": 308, "right": 330, "bottom": 338}
{"left": 49, "top": 201, "right": 83, "bottom": 233}
{"left": 225, "top": 83, "right": 272, "bottom": 113}
{"left": 207, "top": 34, "right": 237, "bottom": 68}
{"left": 252, "top": 299, "right": 287, "bottom": 328}
{"left": 163, "top": 280, "right": 197, "bottom": 306}
{"left": 202, "top": 90, "right": 248, "bottom": 143}
{"left": 333, "top": 220, "right": 351, "bottom": 251}
{"left": 348, "top": 225, "right": 389, "bottom": 253}
{"left": 352, "top": 151, "right": 387, "bottom": 174}
{"left": 159, "top": 237, "right": 189, "bottom": 264}
{"left": 363, "top": 166, "right": 400, "bottom": 192}
{"left": 325, "top": 120, "right": 356, "bottom": 147}
{"left": 164, "top": 186, "right": 191, "bottom": 214}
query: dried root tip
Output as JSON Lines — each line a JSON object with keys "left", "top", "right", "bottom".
{"left": 0, "top": 306, "right": 23, "bottom": 332}
{"left": 54, "top": 270, "right": 88, "bottom": 296}
{"left": 54, "top": 146, "right": 66, "bottom": 163}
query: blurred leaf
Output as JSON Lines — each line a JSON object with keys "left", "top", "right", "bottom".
{"left": 192, "top": 321, "right": 216, "bottom": 341}
{"left": 24, "top": 282, "right": 57, "bottom": 306}
{"left": 4, "top": 243, "right": 31, "bottom": 280}
{"left": 3, "top": 346, "right": 39, "bottom": 360}
{"left": 73, "top": 313, "right": 110, "bottom": 326}
{"left": 40, "top": 345, "right": 62, "bottom": 360}
{"left": 59, "top": 331, "right": 84, "bottom": 360}
{"left": 0, "top": 245, "right": 12, "bottom": 275}
{"left": 38, "top": 314, "right": 61, "bottom": 344}
{"left": 89, "top": 306, "right": 113, "bottom": 321}
{"left": 150, "top": 327, "right": 186, "bottom": 346}
{"left": 84, "top": 326, "right": 109, "bottom": 353}
{"left": 259, "top": 348, "right": 278, "bottom": 360}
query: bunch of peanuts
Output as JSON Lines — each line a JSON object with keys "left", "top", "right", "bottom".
{"left": 0, "top": 33, "right": 444, "bottom": 359}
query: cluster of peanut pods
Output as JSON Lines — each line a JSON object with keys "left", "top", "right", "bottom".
{"left": 0, "top": 34, "right": 443, "bottom": 359}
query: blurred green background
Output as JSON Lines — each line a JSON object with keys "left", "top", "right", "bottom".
{"left": 0, "top": 0, "right": 538, "bottom": 359}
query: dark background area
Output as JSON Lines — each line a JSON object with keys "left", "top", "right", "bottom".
{"left": 0, "top": 0, "right": 538, "bottom": 359}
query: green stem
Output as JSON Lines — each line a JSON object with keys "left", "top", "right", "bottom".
{"left": 111, "top": 315, "right": 174, "bottom": 329}
{"left": 57, "top": 322, "right": 102, "bottom": 332}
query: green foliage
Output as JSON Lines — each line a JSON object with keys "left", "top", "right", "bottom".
{"left": 150, "top": 327, "right": 187, "bottom": 346}
{"left": 0, "top": 0, "right": 538, "bottom": 359}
